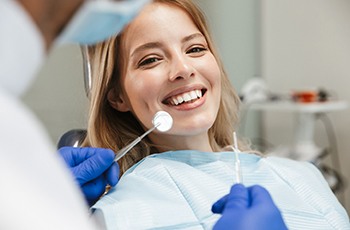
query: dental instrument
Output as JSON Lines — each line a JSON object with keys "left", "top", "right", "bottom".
{"left": 114, "top": 111, "right": 173, "bottom": 161}
{"left": 233, "top": 132, "right": 243, "bottom": 184}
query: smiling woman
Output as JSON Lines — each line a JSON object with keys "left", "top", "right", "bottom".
{"left": 81, "top": 0, "right": 349, "bottom": 229}
{"left": 83, "top": 0, "right": 243, "bottom": 174}
{"left": 107, "top": 2, "right": 222, "bottom": 145}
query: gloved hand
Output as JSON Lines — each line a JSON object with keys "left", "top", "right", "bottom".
{"left": 58, "top": 147, "right": 119, "bottom": 206}
{"left": 212, "top": 184, "right": 288, "bottom": 230}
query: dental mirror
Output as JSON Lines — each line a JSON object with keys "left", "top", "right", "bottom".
{"left": 152, "top": 110, "right": 173, "bottom": 132}
{"left": 114, "top": 111, "right": 173, "bottom": 161}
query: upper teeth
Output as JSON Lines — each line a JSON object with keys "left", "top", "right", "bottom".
{"left": 169, "top": 90, "right": 202, "bottom": 105}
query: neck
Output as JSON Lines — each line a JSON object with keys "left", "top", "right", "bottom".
{"left": 149, "top": 132, "right": 213, "bottom": 153}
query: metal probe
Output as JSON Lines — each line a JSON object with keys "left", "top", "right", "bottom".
{"left": 114, "top": 111, "right": 173, "bottom": 162}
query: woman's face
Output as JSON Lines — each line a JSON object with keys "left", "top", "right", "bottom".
{"left": 113, "top": 3, "right": 221, "bottom": 150}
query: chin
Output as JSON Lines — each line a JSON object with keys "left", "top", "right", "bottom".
{"left": 180, "top": 117, "right": 215, "bottom": 135}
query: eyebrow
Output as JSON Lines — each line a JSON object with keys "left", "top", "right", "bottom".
{"left": 131, "top": 42, "right": 163, "bottom": 58}
{"left": 181, "top": 32, "right": 205, "bottom": 43}
{"left": 130, "top": 33, "right": 205, "bottom": 58}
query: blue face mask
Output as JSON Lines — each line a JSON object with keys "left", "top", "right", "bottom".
{"left": 56, "top": 0, "right": 150, "bottom": 45}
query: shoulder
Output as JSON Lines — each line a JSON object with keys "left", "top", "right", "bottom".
{"left": 262, "top": 155, "right": 342, "bottom": 206}
{"left": 264, "top": 155, "right": 321, "bottom": 175}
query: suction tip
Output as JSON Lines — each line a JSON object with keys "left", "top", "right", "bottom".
{"left": 152, "top": 111, "right": 173, "bottom": 132}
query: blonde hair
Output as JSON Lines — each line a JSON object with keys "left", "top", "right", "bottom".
{"left": 83, "top": 0, "right": 249, "bottom": 175}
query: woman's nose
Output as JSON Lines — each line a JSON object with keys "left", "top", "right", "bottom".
{"left": 168, "top": 53, "right": 194, "bottom": 81}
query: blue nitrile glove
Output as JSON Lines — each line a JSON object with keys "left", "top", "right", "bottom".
{"left": 58, "top": 147, "right": 119, "bottom": 206}
{"left": 212, "top": 184, "right": 288, "bottom": 230}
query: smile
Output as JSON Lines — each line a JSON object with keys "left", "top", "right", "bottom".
{"left": 163, "top": 89, "right": 207, "bottom": 106}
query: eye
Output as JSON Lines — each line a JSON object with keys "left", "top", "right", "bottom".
{"left": 138, "top": 57, "right": 160, "bottom": 67}
{"left": 187, "top": 46, "right": 207, "bottom": 54}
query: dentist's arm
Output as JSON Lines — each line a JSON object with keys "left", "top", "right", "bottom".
{"left": 58, "top": 147, "right": 119, "bottom": 206}
{"left": 212, "top": 184, "right": 288, "bottom": 230}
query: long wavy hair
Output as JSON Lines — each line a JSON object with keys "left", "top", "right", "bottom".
{"left": 82, "top": 0, "right": 249, "bottom": 175}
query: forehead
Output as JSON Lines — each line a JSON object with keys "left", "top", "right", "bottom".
{"left": 122, "top": 2, "right": 201, "bottom": 52}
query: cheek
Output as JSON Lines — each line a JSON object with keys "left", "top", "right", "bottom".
{"left": 123, "top": 71, "right": 163, "bottom": 112}
{"left": 206, "top": 58, "right": 222, "bottom": 107}
{"left": 200, "top": 56, "right": 221, "bottom": 93}
{"left": 122, "top": 78, "right": 153, "bottom": 127}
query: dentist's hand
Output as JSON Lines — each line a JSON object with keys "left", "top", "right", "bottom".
{"left": 212, "top": 184, "right": 288, "bottom": 230}
{"left": 58, "top": 147, "right": 119, "bottom": 206}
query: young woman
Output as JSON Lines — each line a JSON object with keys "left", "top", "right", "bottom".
{"left": 82, "top": 0, "right": 349, "bottom": 229}
{"left": 83, "top": 0, "right": 249, "bottom": 175}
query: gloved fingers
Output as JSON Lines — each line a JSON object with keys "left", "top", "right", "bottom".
{"left": 212, "top": 184, "right": 249, "bottom": 214}
{"left": 249, "top": 185, "right": 288, "bottom": 229}
{"left": 211, "top": 194, "right": 228, "bottom": 214}
{"left": 59, "top": 146, "right": 115, "bottom": 164}
{"left": 73, "top": 148, "right": 116, "bottom": 184}
{"left": 249, "top": 185, "right": 275, "bottom": 206}
{"left": 104, "top": 162, "right": 120, "bottom": 186}
{"left": 76, "top": 147, "right": 115, "bottom": 164}
{"left": 81, "top": 175, "right": 107, "bottom": 206}
{"left": 58, "top": 147, "right": 81, "bottom": 167}
{"left": 223, "top": 183, "right": 249, "bottom": 210}
{"left": 212, "top": 184, "right": 249, "bottom": 230}
{"left": 249, "top": 185, "right": 284, "bottom": 216}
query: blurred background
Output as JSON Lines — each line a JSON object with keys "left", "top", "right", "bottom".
{"left": 23, "top": 0, "right": 350, "bottom": 214}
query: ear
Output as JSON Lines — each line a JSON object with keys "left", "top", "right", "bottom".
{"left": 107, "top": 89, "right": 130, "bottom": 112}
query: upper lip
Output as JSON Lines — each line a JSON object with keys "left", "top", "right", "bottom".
{"left": 162, "top": 84, "right": 206, "bottom": 103}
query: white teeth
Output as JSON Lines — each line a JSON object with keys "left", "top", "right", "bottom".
{"left": 183, "top": 93, "right": 191, "bottom": 102}
{"left": 169, "top": 89, "right": 203, "bottom": 105}
{"left": 190, "top": 91, "right": 197, "bottom": 100}
{"left": 177, "top": 95, "right": 184, "bottom": 104}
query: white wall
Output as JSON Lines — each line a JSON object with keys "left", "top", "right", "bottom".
{"left": 22, "top": 45, "right": 89, "bottom": 146}
{"left": 261, "top": 0, "right": 350, "bottom": 213}
{"left": 194, "top": 0, "right": 261, "bottom": 138}
{"left": 194, "top": 0, "right": 259, "bottom": 90}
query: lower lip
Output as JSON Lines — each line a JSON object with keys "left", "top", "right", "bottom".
{"left": 169, "top": 93, "right": 206, "bottom": 111}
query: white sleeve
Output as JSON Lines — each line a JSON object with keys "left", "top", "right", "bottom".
{"left": 0, "top": 90, "right": 99, "bottom": 230}
{"left": 0, "top": 1, "right": 99, "bottom": 229}
{"left": 0, "top": 0, "right": 45, "bottom": 96}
